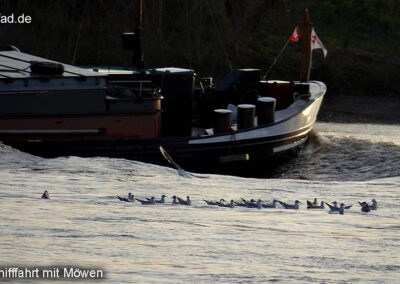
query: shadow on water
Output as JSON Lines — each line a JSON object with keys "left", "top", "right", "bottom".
{"left": 276, "top": 131, "right": 400, "bottom": 181}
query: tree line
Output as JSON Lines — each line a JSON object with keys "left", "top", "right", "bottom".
{"left": 1, "top": 0, "right": 399, "bottom": 96}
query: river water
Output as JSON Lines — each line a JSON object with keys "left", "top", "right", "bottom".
{"left": 0, "top": 122, "right": 399, "bottom": 283}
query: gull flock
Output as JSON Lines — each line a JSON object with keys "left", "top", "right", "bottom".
{"left": 42, "top": 191, "right": 378, "bottom": 215}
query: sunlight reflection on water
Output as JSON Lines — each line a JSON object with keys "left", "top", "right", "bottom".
{"left": 0, "top": 122, "right": 400, "bottom": 283}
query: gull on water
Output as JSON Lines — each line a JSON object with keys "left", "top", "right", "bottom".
{"left": 278, "top": 200, "right": 301, "bottom": 210}
{"left": 326, "top": 201, "right": 352, "bottom": 211}
{"left": 371, "top": 199, "right": 378, "bottom": 210}
{"left": 218, "top": 200, "right": 234, "bottom": 208}
{"left": 177, "top": 196, "right": 191, "bottom": 206}
{"left": 247, "top": 199, "right": 262, "bottom": 209}
{"left": 358, "top": 201, "right": 371, "bottom": 212}
{"left": 234, "top": 198, "right": 250, "bottom": 207}
{"left": 204, "top": 199, "right": 224, "bottom": 206}
{"left": 148, "top": 194, "right": 166, "bottom": 204}
{"left": 262, "top": 199, "right": 278, "bottom": 208}
{"left": 136, "top": 196, "right": 156, "bottom": 205}
{"left": 326, "top": 203, "right": 349, "bottom": 215}
{"left": 307, "top": 199, "right": 325, "bottom": 209}
{"left": 117, "top": 192, "right": 135, "bottom": 202}
{"left": 41, "top": 190, "right": 50, "bottom": 199}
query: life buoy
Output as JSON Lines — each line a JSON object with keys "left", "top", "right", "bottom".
{"left": 30, "top": 61, "right": 64, "bottom": 76}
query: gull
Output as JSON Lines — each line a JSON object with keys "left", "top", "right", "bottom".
{"left": 262, "top": 199, "right": 278, "bottom": 208}
{"left": 204, "top": 199, "right": 223, "bottom": 206}
{"left": 371, "top": 199, "right": 378, "bottom": 210}
{"left": 117, "top": 192, "right": 135, "bottom": 202}
{"left": 177, "top": 196, "right": 191, "bottom": 206}
{"left": 358, "top": 201, "right": 371, "bottom": 212}
{"left": 136, "top": 196, "right": 156, "bottom": 205}
{"left": 326, "top": 202, "right": 339, "bottom": 211}
{"left": 307, "top": 200, "right": 325, "bottom": 209}
{"left": 218, "top": 200, "right": 234, "bottom": 208}
{"left": 234, "top": 198, "right": 250, "bottom": 207}
{"left": 278, "top": 200, "right": 301, "bottom": 210}
{"left": 327, "top": 203, "right": 349, "bottom": 215}
{"left": 148, "top": 194, "right": 166, "bottom": 204}
{"left": 41, "top": 190, "right": 50, "bottom": 199}
{"left": 326, "top": 201, "right": 352, "bottom": 211}
{"left": 204, "top": 199, "right": 229, "bottom": 206}
{"left": 247, "top": 199, "right": 262, "bottom": 209}
{"left": 159, "top": 146, "right": 190, "bottom": 178}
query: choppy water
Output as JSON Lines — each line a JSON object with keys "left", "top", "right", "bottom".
{"left": 1, "top": 122, "right": 400, "bottom": 283}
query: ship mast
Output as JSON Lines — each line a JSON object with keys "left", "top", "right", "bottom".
{"left": 300, "top": 8, "right": 311, "bottom": 82}
{"left": 133, "top": 0, "right": 144, "bottom": 67}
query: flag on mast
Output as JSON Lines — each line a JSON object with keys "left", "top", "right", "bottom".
{"left": 289, "top": 27, "right": 301, "bottom": 42}
{"left": 311, "top": 28, "right": 327, "bottom": 58}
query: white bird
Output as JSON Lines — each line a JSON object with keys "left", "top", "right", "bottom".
{"left": 278, "top": 200, "right": 301, "bottom": 209}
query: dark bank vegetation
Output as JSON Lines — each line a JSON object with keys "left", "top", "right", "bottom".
{"left": 1, "top": 0, "right": 399, "bottom": 97}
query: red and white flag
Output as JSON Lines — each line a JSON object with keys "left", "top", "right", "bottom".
{"left": 289, "top": 27, "right": 300, "bottom": 42}
{"left": 311, "top": 28, "right": 328, "bottom": 58}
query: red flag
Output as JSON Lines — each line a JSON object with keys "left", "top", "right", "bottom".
{"left": 289, "top": 27, "right": 301, "bottom": 42}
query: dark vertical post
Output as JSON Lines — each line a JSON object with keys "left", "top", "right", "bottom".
{"left": 133, "top": 0, "right": 145, "bottom": 67}
{"left": 300, "top": 8, "right": 311, "bottom": 82}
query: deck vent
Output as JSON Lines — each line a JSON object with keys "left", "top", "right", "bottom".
{"left": 237, "top": 104, "right": 255, "bottom": 130}
{"left": 257, "top": 97, "right": 276, "bottom": 125}
{"left": 213, "top": 109, "right": 233, "bottom": 134}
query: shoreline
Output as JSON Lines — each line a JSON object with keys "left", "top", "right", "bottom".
{"left": 317, "top": 94, "right": 400, "bottom": 124}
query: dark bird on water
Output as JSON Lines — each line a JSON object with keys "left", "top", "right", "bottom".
{"left": 233, "top": 198, "right": 249, "bottom": 207}
{"left": 326, "top": 203, "right": 350, "bottom": 215}
{"left": 326, "top": 201, "right": 352, "bottom": 211}
{"left": 262, "top": 199, "right": 278, "bottom": 209}
{"left": 246, "top": 199, "right": 262, "bottom": 209}
{"left": 218, "top": 200, "right": 234, "bottom": 208}
{"left": 371, "top": 199, "right": 378, "bottom": 210}
{"left": 117, "top": 192, "right": 135, "bottom": 202}
{"left": 278, "top": 200, "right": 301, "bottom": 210}
{"left": 41, "top": 190, "right": 50, "bottom": 199}
{"left": 307, "top": 200, "right": 325, "bottom": 209}
{"left": 177, "top": 196, "right": 191, "bottom": 206}
{"left": 136, "top": 196, "right": 156, "bottom": 205}
{"left": 358, "top": 201, "right": 371, "bottom": 212}
{"left": 148, "top": 194, "right": 166, "bottom": 204}
{"left": 204, "top": 199, "right": 225, "bottom": 206}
